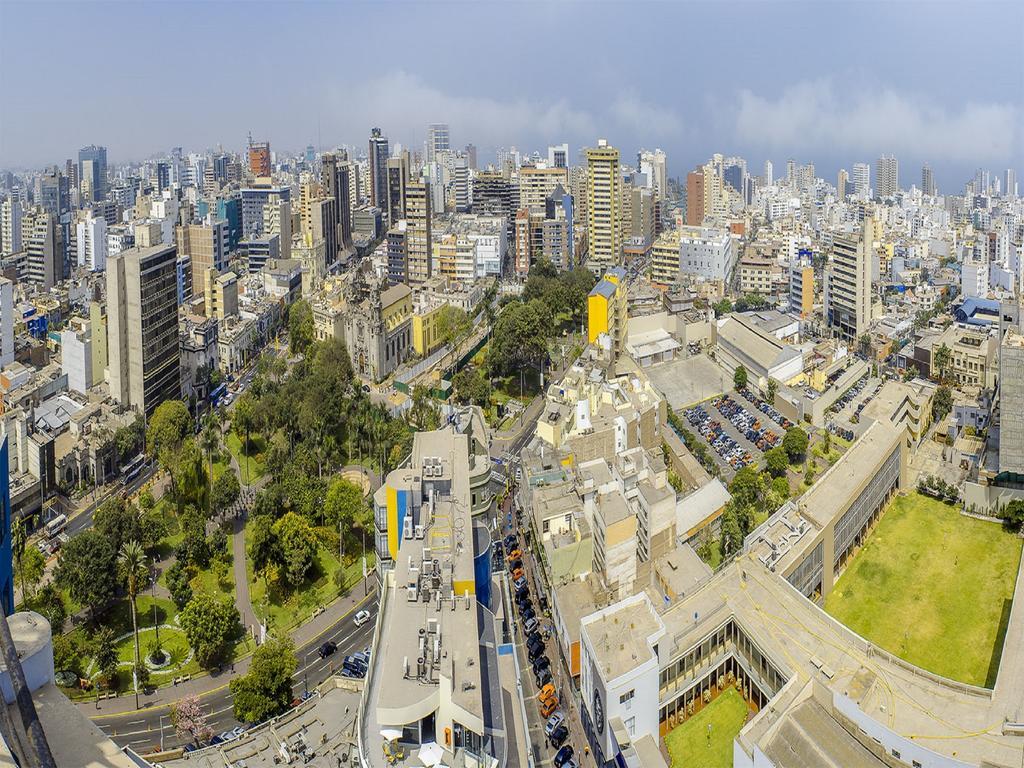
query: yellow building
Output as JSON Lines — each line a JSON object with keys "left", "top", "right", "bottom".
{"left": 411, "top": 301, "right": 445, "bottom": 356}
{"left": 585, "top": 139, "right": 622, "bottom": 274}
{"left": 650, "top": 230, "right": 681, "bottom": 285}
{"left": 587, "top": 266, "right": 628, "bottom": 354}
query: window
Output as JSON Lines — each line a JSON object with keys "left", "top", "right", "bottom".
{"left": 624, "top": 716, "right": 635, "bottom": 736}
{"left": 619, "top": 689, "right": 635, "bottom": 704}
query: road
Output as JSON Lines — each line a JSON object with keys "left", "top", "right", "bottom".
{"left": 94, "top": 590, "right": 379, "bottom": 754}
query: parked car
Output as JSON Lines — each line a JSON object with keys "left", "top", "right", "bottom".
{"left": 524, "top": 616, "right": 539, "bottom": 634}
{"left": 549, "top": 724, "right": 569, "bottom": 748}
{"left": 504, "top": 534, "right": 518, "bottom": 549}
{"left": 545, "top": 711, "right": 566, "bottom": 737}
{"left": 538, "top": 683, "right": 556, "bottom": 703}
{"left": 513, "top": 576, "right": 528, "bottom": 592}
{"left": 318, "top": 640, "right": 338, "bottom": 659}
{"left": 520, "top": 607, "right": 536, "bottom": 622}
{"left": 528, "top": 643, "right": 545, "bottom": 662}
{"left": 561, "top": 759, "right": 579, "bottom": 768}
{"left": 354, "top": 610, "right": 371, "bottom": 626}
{"left": 540, "top": 696, "right": 559, "bottom": 718}
{"left": 526, "top": 630, "right": 542, "bottom": 646}
{"left": 532, "top": 656, "right": 550, "bottom": 675}
{"left": 554, "top": 746, "right": 575, "bottom": 767}
{"left": 535, "top": 667, "right": 552, "bottom": 688}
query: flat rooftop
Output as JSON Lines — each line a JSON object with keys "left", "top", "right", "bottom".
{"left": 583, "top": 598, "right": 664, "bottom": 682}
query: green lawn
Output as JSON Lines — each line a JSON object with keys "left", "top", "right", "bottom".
{"left": 665, "top": 687, "right": 748, "bottom": 768}
{"left": 226, "top": 432, "right": 267, "bottom": 483}
{"left": 825, "top": 492, "right": 1022, "bottom": 687}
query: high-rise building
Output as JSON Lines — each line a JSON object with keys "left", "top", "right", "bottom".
{"left": 262, "top": 197, "right": 292, "bottom": 259}
{"left": 369, "top": 128, "right": 390, "bottom": 211}
{"left": 37, "top": 167, "right": 69, "bottom": 217}
{"left": 685, "top": 169, "right": 704, "bottom": 226}
{"left": 1005, "top": 169, "right": 1018, "bottom": 198}
{"left": 77, "top": 145, "right": 107, "bottom": 201}
{"left": 464, "top": 144, "right": 477, "bottom": 170}
{"left": 0, "top": 278, "right": 13, "bottom": 368}
{"left": 585, "top": 139, "right": 622, "bottom": 274}
{"left": 837, "top": 169, "right": 849, "bottom": 202}
{"left": 386, "top": 154, "right": 410, "bottom": 225}
{"left": 203, "top": 268, "right": 238, "bottom": 321}
{"left": 639, "top": 149, "right": 668, "bottom": 200}
{"left": 453, "top": 156, "right": 471, "bottom": 213}
{"left": 520, "top": 166, "right": 569, "bottom": 213}
{"left": 405, "top": 179, "right": 432, "bottom": 285}
{"left": 426, "top": 123, "right": 450, "bottom": 165}
{"left": 75, "top": 212, "right": 107, "bottom": 271}
{"left": 763, "top": 160, "right": 773, "bottom": 186}
{"left": 1000, "top": 328, "right": 1024, "bottom": 473}
{"left": 921, "top": 164, "right": 936, "bottom": 197}
{"left": 825, "top": 219, "right": 873, "bottom": 342}
{"left": 875, "top": 155, "right": 899, "bottom": 197}
{"left": 248, "top": 140, "right": 271, "bottom": 177}
{"left": 305, "top": 197, "right": 338, "bottom": 277}
{"left": 548, "top": 144, "right": 569, "bottom": 169}
{"left": 106, "top": 243, "right": 181, "bottom": 415}
{"left": 852, "top": 163, "right": 871, "bottom": 199}
{"left": 1, "top": 197, "right": 22, "bottom": 255}
{"left": 23, "top": 207, "right": 61, "bottom": 289}
{"left": 386, "top": 222, "right": 408, "bottom": 285}
{"left": 789, "top": 248, "right": 815, "bottom": 318}
{"left": 182, "top": 220, "right": 228, "bottom": 295}
{"left": 321, "top": 152, "right": 353, "bottom": 252}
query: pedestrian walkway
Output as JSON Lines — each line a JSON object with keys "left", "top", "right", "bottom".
{"left": 83, "top": 575, "right": 377, "bottom": 718}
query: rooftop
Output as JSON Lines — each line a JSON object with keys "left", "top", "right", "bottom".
{"left": 582, "top": 595, "right": 665, "bottom": 682}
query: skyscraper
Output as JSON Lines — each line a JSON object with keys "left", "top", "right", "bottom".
{"left": 826, "top": 219, "right": 873, "bottom": 342}
{"left": 106, "top": 243, "right": 181, "bottom": 415}
{"left": 763, "top": 160, "right": 773, "bottom": 187}
{"left": 78, "top": 145, "right": 107, "bottom": 201}
{"left": 426, "top": 123, "right": 450, "bottom": 165}
{"left": 584, "top": 139, "right": 622, "bottom": 274}
{"left": 0, "top": 278, "right": 13, "bottom": 368}
{"left": 1005, "top": 169, "right": 1018, "bottom": 198}
{"left": 685, "top": 168, "right": 704, "bottom": 226}
{"left": 75, "top": 212, "right": 107, "bottom": 271}
{"left": 464, "top": 144, "right": 477, "bottom": 170}
{"left": 639, "top": 149, "right": 668, "bottom": 200}
{"left": 852, "top": 163, "right": 870, "bottom": 199}
{"left": 37, "top": 167, "right": 69, "bottom": 217}
{"left": 921, "top": 164, "right": 936, "bottom": 197}
{"left": 875, "top": 154, "right": 899, "bottom": 197}
{"left": 23, "top": 207, "right": 61, "bottom": 289}
{"left": 837, "top": 169, "right": 849, "bottom": 202}
{"left": 369, "top": 128, "right": 390, "bottom": 211}
{"left": 322, "top": 152, "right": 353, "bottom": 251}
{"left": 386, "top": 154, "right": 410, "bottom": 225}
{"left": 405, "top": 179, "right": 432, "bottom": 285}
{"left": 248, "top": 140, "right": 271, "bottom": 177}
{"left": 1, "top": 197, "right": 22, "bottom": 255}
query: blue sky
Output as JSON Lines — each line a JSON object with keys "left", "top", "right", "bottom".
{"left": 1, "top": 1, "right": 1021, "bottom": 191}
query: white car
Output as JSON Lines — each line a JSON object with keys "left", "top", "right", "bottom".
{"left": 354, "top": 609, "right": 371, "bottom": 627}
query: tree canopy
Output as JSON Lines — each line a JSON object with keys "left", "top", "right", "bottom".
{"left": 179, "top": 593, "right": 241, "bottom": 668}
{"left": 782, "top": 427, "right": 809, "bottom": 462}
{"left": 55, "top": 530, "right": 118, "bottom": 618}
{"left": 288, "top": 299, "right": 315, "bottom": 354}
{"left": 229, "top": 635, "right": 297, "bottom": 723}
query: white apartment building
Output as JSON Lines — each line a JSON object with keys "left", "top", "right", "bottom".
{"left": 678, "top": 226, "right": 737, "bottom": 283}
{"left": 961, "top": 255, "right": 990, "bottom": 299}
{"left": 1, "top": 197, "right": 22, "bottom": 256}
{"left": 0, "top": 278, "right": 13, "bottom": 368}
{"left": 76, "top": 213, "right": 107, "bottom": 271}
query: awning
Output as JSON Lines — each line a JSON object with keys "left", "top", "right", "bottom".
{"left": 418, "top": 741, "right": 444, "bottom": 766}
{"left": 380, "top": 728, "right": 403, "bottom": 741}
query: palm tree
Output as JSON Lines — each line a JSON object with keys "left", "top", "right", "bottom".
{"left": 199, "top": 412, "right": 220, "bottom": 515}
{"left": 118, "top": 540, "right": 148, "bottom": 708}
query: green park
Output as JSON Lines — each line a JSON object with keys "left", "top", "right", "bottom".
{"left": 825, "top": 491, "right": 1023, "bottom": 687}
{"left": 665, "top": 687, "right": 750, "bottom": 768}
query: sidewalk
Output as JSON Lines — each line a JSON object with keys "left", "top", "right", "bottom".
{"left": 83, "top": 575, "right": 378, "bottom": 718}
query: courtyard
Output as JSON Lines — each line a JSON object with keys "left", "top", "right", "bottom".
{"left": 825, "top": 492, "right": 1022, "bottom": 687}
{"left": 664, "top": 687, "right": 749, "bottom": 768}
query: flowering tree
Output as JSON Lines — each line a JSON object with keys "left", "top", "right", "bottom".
{"left": 170, "top": 694, "right": 213, "bottom": 746}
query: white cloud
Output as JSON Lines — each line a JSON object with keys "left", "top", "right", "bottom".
{"left": 610, "top": 92, "right": 685, "bottom": 140}
{"left": 734, "top": 79, "right": 1020, "bottom": 165}
{"left": 326, "top": 71, "right": 597, "bottom": 151}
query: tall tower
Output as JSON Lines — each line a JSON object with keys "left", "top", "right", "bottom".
{"left": 584, "top": 139, "right": 622, "bottom": 275}
{"left": 426, "top": 123, "right": 450, "bottom": 165}
{"left": 405, "top": 179, "right": 432, "bottom": 285}
{"left": 826, "top": 219, "right": 873, "bottom": 342}
{"left": 852, "top": 163, "right": 870, "bottom": 199}
{"left": 837, "top": 169, "right": 849, "bottom": 202}
{"left": 247, "top": 140, "right": 271, "bottom": 177}
{"left": 78, "top": 145, "right": 108, "bottom": 201}
{"left": 763, "top": 160, "right": 773, "bottom": 187}
{"left": 368, "top": 128, "right": 390, "bottom": 212}
{"left": 106, "top": 243, "right": 181, "bottom": 415}
{"left": 875, "top": 154, "right": 899, "bottom": 197}
{"left": 921, "top": 164, "right": 936, "bottom": 197}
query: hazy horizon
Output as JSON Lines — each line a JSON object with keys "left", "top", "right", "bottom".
{"left": 1, "top": 0, "right": 1021, "bottom": 191}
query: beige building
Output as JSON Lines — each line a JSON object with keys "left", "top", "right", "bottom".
{"left": 203, "top": 268, "right": 239, "bottom": 321}
{"left": 825, "top": 219, "right": 873, "bottom": 342}
{"left": 519, "top": 165, "right": 569, "bottom": 213}
{"left": 585, "top": 139, "right": 622, "bottom": 274}
{"left": 179, "top": 219, "right": 228, "bottom": 296}
{"left": 405, "top": 179, "right": 432, "bottom": 285}
{"left": 106, "top": 243, "right": 181, "bottom": 414}
{"left": 935, "top": 322, "right": 997, "bottom": 390}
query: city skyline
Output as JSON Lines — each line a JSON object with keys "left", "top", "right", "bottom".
{"left": 1, "top": 1, "right": 1021, "bottom": 189}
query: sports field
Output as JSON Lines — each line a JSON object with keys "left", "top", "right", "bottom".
{"left": 664, "top": 687, "right": 748, "bottom": 768}
{"left": 825, "top": 492, "right": 1022, "bottom": 687}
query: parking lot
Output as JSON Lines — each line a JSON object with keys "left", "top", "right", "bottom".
{"left": 826, "top": 375, "right": 879, "bottom": 439}
{"left": 681, "top": 388, "right": 792, "bottom": 480}
{"left": 646, "top": 353, "right": 731, "bottom": 410}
